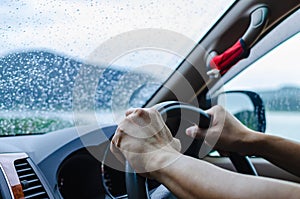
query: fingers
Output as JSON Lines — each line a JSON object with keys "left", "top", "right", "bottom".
{"left": 111, "top": 127, "right": 129, "bottom": 164}
{"left": 121, "top": 108, "right": 166, "bottom": 139}
{"left": 125, "top": 108, "right": 136, "bottom": 116}
{"left": 171, "top": 138, "right": 181, "bottom": 152}
{"left": 125, "top": 108, "right": 152, "bottom": 128}
{"left": 110, "top": 141, "right": 126, "bottom": 164}
{"left": 206, "top": 105, "right": 224, "bottom": 113}
{"left": 185, "top": 105, "right": 225, "bottom": 139}
{"left": 126, "top": 107, "right": 154, "bottom": 117}
{"left": 205, "top": 106, "right": 216, "bottom": 115}
{"left": 185, "top": 124, "right": 206, "bottom": 139}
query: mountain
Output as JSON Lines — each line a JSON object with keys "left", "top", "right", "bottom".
{"left": 258, "top": 86, "right": 300, "bottom": 112}
{"left": 0, "top": 50, "right": 159, "bottom": 112}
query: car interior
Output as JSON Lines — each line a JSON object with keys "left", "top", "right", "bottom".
{"left": 0, "top": 0, "right": 299, "bottom": 199}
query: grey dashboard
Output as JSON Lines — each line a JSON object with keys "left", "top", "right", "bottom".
{"left": 0, "top": 124, "right": 118, "bottom": 198}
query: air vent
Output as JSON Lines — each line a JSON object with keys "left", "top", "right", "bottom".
{"left": 14, "top": 159, "right": 49, "bottom": 199}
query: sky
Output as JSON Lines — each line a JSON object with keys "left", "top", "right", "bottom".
{"left": 225, "top": 33, "right": 300, "bottom": 91}
{"left": 0, "top": 0, "right": 232, "bottom": 60}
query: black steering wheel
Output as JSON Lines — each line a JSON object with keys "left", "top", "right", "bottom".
{"left": 125, "top": 101, "right": 257, "bottom": 199}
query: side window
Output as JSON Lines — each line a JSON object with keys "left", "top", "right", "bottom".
{"left": 224, "top": 33, "right": 300, "bottom": 141}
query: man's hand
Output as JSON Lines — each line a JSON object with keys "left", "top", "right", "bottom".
{"left": 110, "top": 108, "right": 181, "bottom": 177}
{"left": 186, "top": 105, "right": 258, "bottom": 156}
{"left": 111, "top": 106, "right": 300, "bottom": 199}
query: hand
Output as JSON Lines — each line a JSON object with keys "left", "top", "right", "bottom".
{"left": 185, "top": 105, "right": 257, "bottom": 156}
{"left": 110, "top": 108, "right": 181, "bottom": 177}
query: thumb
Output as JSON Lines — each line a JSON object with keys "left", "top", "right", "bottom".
{"left": 186, "top": 125, "right": 206, "bottom": 139}
{"left": 170, "top": 138, "right": 181, "bottom": 152}
{"left": 110, "top": 141, "right": 126, "bottom": 165}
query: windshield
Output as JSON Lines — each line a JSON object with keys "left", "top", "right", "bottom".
{"left": 0, "top": 0, "right": 235, "bottom": 136}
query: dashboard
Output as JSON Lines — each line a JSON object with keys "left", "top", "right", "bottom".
{"left": 0, "top": 153, "right": 53, "bottom": 199}
{"left": 56, "top": 144, "right": 128, "bottom": 199}
{"left": 0, "top": 123, "right": 167, "bottom": 199}
{"left": 1, "top": 119, "right": 299, "bottom": 198}
{"left": 0, "top": 124, "right": 137, "bottom": 199}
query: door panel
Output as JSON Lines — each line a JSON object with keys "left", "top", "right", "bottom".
{"left": 204, "top": 157, "right": 300, "bottom": 183}
{"left": 219, "top": 12, "right": 300, "bottom": 182}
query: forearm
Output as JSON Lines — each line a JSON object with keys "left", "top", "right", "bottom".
{"left": 151, "top": 153, "right": 300, "bottom": 199}
{"left": 250, "top": 132, "right": 300, "bottom": 177}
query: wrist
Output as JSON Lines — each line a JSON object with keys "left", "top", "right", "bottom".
{"left": 242, "top": 129, "right": 267, "bottom": 156}
{"left": 147, "top": 149, "right": 181, "bottom": 180}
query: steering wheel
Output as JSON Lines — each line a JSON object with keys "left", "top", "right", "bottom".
{"left": 125, "top": 101, "right": 257, "bottom": 199}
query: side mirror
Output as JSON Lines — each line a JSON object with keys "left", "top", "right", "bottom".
{"left": 215, "top": 91, "right": 266, "bottom": 133}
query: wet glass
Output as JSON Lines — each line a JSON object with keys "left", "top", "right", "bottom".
{"left": 0, "top": 0, "right": 235, "bottom": 135}
{"left": 224, "top": 33, "right": 300, "bottom": 141}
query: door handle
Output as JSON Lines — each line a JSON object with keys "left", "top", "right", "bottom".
{"left": 242, "top": 6, "right": 269, "bottom": 48}
{"left": 207, "top": 6, "right": 269, "bottom": 77}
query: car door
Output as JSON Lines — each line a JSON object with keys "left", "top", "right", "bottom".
{"left": 205, "top": 6, "right": 300, "bottom": 183}
{"left": 220, "top": 31, "right": 300, "bottom": 183}
{"left": 146, "top": 0, "right": 300, "bottom": 183}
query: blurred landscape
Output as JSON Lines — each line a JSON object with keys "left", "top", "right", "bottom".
{"left": 0, "top": 50, "right": 159, "bottom": 135}
{"left": 1, "top": 50, "right": 300, "bottom": 136}
{"left": 259, "top": 86, "right": 300, "bottom": 112}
